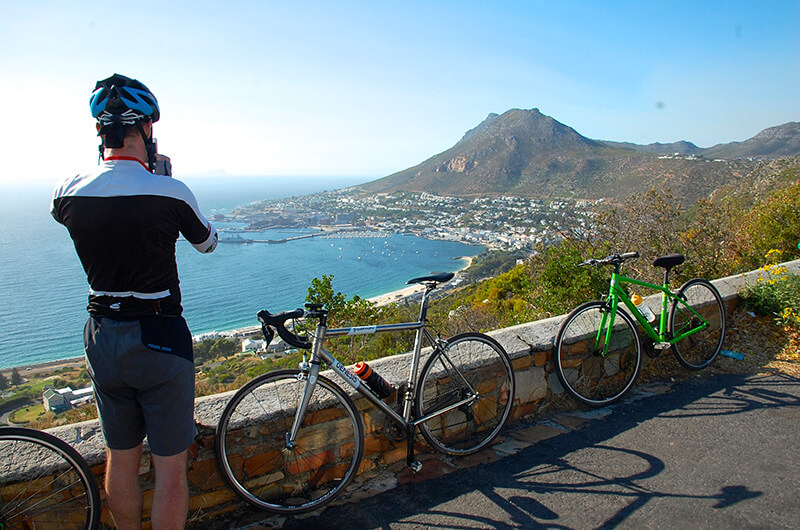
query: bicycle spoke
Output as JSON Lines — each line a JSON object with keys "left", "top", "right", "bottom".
{"left": 555, "top": 302, "right": 642, "bottom": 406}
{"left": 215, "top": 370, "right": 363, "bottom": 514}
{"left": 0, "top": 428, "right": 99, "bottom": 530}
{"left": 417, "top": 333, "right": 514, "bottom": 455}
{"left": 670, "top": 279, "right": 725, "bottom": 370}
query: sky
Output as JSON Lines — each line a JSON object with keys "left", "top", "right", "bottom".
{"left": 1, "top": 0, "right": 799, "bottom": 188}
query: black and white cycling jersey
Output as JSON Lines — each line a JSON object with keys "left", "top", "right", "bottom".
{"left": 52, "top": 157, "right": 218, "bottom": 318}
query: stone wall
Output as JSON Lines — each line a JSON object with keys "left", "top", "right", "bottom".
{"left": 22, "top": 259, "right": 800, "bottom": 527}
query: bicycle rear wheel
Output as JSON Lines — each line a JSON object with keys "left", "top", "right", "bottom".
{"left": 416, "top": 332, "right": 515, "bottom": 455}
{"left": 669, "top": 278, "right": 726, "bottom": 370}
{"left": 215, "top": 369, "right": 364, "bottom": 514}
{"left": 554, "top": 301, "right": 643, "bottom": 407}
{"left": 0, "top": 426, "right": 100, "bottom": 530}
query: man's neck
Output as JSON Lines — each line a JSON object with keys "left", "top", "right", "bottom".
{"left": 104, "top": 143, "right": 147, "bottom": 167}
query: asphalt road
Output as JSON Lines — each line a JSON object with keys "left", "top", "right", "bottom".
{"left": 238, "top": 371, "right": 800, "bottom": 529}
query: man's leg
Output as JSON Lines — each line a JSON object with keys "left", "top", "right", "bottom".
{"left": 105, "top": 444, "right": 144, "bottom": 530}
{"left": 150, "top": 449, "right": 189, "bottom": 530}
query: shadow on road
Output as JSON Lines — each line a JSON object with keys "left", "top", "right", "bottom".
{"left": 266, "top": 372, "right": 799, "bottom": 529}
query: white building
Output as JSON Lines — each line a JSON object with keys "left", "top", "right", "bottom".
{"left": 42, "top": 385, "right": 94, "bottom": 413}
{"left": 241, "top": 338, "right": 267, "bottom": 353}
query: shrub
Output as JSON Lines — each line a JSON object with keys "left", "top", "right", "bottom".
{"left": 741, "top": 252, "right": 800, "bottom": 329}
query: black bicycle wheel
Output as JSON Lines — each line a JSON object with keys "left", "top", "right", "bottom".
{"left": 669, "top": 278, "right": 726, "bottom": 370}
{"left": 0, "top": 426, "right": 101, "bottom": 530}
{"left": 416, "top": 332, "right": 515, "bottom": 455}
{"left": 554, "top": 301, "right": 643, "bottom": 407}
{"left": 215, "top": 369, "right": 364, "bottom": 514}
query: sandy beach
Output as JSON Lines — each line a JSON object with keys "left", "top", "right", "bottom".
{"left": 368, "top": 255, "right": 473, "bottom": 306}
{"left": 1, "top": 357, "right": 85, "bottom": 380}
{"left": 368, "top": 283, "right": 427, "bottom": 306}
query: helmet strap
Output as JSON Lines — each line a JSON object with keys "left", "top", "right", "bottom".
{"left": 136, "top": 121, "right": 158, "bottom": 172}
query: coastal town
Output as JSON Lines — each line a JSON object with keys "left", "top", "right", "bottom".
{"left": 218, "top": 188, "right": 605, "bottom": 252}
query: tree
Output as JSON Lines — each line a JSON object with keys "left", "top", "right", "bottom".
{"left": 0, "top": 371, "right": 9, "bottom": 391}
{"left": 305, "top": 274, "right": 412, "bottom": 362}
{"left": 306, "top": 274, "right": 347, "bottom": 317}
{"left": 10, "top": 368, "right": 23, "bottom": 386}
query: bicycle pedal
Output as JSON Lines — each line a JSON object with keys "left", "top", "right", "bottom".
{"left": 653, "top": 342, "right": 672, "bottom": 350}
{"left": 409, "top": 461, "right": 422, "bottom": 473}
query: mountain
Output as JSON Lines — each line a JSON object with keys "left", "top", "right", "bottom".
{"left": 357, "top": 109, "right": 797, "bottom": 203}
{"left": 703, "top": 122, "right": 800, "bottom": 159}
{"left": 599, "top": 140, "right": 703, "bottom": 155}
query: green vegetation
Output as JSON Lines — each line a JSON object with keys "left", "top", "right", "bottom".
{"left": 741, "top": 254, "right": 800, "bottom": 330}
{"left": 424, "top": 161, "right": 800, "bottom": 333}
{"left": 1, "top": 365, "right": 95, "bottom": 429}
{"left": 10, "top": 404, "right": 45, "bottom": 424}
{"left": 193, "top": 338, "right": 239, "bottom": 364}
{"left": 304, "top": 274, "right": 418, "bottom": 363}
{"left": 463, "top": 250, "right": 526, "bottom": 282}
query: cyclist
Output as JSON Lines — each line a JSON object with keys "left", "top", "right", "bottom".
{"left": 52, "top": 73, "right": 218, "bottom": 529}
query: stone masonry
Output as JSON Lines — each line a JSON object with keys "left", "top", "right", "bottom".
{"left": 12, "top": 259, "right": 799, "bottom": 528}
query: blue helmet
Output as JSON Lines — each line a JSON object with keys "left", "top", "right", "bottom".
{"left": 90, "top": 74, "right": 160, "bottom": 126}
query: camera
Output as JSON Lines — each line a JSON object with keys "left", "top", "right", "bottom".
{"left": 154, "top": 156, "right": 172, "bottom": 176}
{"left": 152, "top": 140, "right": 172, "bottom": 176}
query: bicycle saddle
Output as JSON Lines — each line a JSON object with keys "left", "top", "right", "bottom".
{"left": 406, "top": 272, "right": 455, "bottom": 285}
{"left": 652, "top": 253, "right": 685, "bottom": 270}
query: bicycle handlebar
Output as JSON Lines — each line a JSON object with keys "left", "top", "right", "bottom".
{"left": 255, "top": 274, "right": 454, "bottom": 351}
{"left": 257, "top": 308, "right": 313, "bottom": 349}
{"left": 578, "top": 251, "right": 640, "bottom": 268}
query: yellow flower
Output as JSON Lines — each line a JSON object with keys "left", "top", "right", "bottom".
{"left": 765, "top": 249, "right": 784, "bottom": 265}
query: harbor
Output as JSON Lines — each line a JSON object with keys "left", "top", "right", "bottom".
{"left": 218, "top": 228, "right": 396, "bottom": 245}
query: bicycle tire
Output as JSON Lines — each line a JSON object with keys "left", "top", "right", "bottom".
{"left": 215, "top": 369, "right": 364, "bottom": 514}
{"left": 416, "top": 332, "right": 515, "bottom": 455}
{"left": 554, "top": 301, "right": 643, "bottom": 407}
{"left": 669, "top": 278, "right": 726, "bottom": 370}
{"left": 0, "top": 426, "right": 101, "bottom": 530}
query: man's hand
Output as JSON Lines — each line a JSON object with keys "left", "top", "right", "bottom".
{"left": 154, "top": 154, "right": 172, "bottom": 176}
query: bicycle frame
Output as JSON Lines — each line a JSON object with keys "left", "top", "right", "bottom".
{"left": 602, "top": 271, "right": 710, "bottom": 348}
{"left": 285, "top": 284, "right": 479, "bottom": 463}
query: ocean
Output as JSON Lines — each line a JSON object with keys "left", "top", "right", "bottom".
{"left": 0, "top": 176, "right": 483, "bottom": 370}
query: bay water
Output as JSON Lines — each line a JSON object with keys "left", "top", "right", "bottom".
{"left": 0, "top": 176, "right": 483, "bottom": 370}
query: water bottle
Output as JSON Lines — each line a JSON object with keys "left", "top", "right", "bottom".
{"left": 631, "top": 294, "right": 656, "bottom": 322}
{"left": 353, "top": 361, "right": 395, "bottom": 399}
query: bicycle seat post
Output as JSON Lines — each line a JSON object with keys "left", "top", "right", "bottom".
{"left": 417, "top": 283, "right": 435, "bottom": 322}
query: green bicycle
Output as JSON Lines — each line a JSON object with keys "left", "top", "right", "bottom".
{"left": 553, "top": 252, "right": 726, "bottom": 407}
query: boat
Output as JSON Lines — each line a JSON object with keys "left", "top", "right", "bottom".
{"left": 219, "top": 233, "right": 252, "bottom": 244}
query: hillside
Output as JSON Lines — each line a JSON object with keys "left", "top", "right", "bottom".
{"left": 357, "top": 109, "right": 797, "bottom": 203}
{"left": 599, "top": 139, "right": 703, "bottom": 155}
{"left": 704, "top": 122, "right": 800, "bottom": 159}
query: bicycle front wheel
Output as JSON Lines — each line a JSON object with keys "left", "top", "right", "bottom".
{"left": 0, "top": 426, "right": 101, "bottom": 530}
{"left": 416, "top": 332, "right": 515, "bottom": 455}
{"left": 215, "top": 369, "right": 364, "bottom": 514}
{"left": 554, "top": 301, "right": 643, "bottom": 407}
{"left": 669, "top": 278, "right": 726, "bottom": 370}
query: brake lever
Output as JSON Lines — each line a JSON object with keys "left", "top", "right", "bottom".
{"left": 261, "top": 323, "right": 275, "bottom": 346}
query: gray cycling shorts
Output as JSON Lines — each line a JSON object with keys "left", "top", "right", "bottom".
{"left": 84, "top": 316, "right": 196, "bottom": 456}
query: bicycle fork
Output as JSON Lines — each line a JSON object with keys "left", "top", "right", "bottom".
{"left": 284, "top": 358, "right": 321, "bottom": 451}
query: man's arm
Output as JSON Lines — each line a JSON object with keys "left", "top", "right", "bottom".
{"left": 190, "top": 222, "right": 218, "bottom": 253}
{"left": 173, "top": 180, "right": 218, "bottom": 254}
